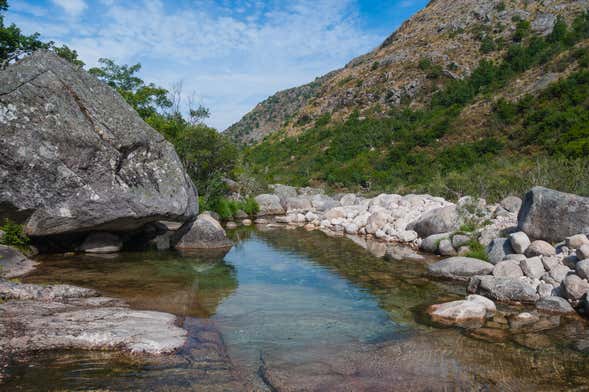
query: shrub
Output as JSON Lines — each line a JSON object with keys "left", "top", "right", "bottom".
{"left": 241, "top": 197, "right": 260, "bottom": 217}
{"left": 465, "top": 240, "right": 488, "bottom": 261}
{"left": 0, "top": 219, "right": 30, "bottom": 251}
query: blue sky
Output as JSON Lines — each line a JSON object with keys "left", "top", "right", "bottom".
{"left": 7, "top": 0, "right": 428, "bottom": 130}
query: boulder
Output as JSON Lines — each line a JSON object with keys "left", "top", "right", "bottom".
{"left": 255, "top": 194, "right": 285, "bottom": 216}
{"left": 285, "top": 197, "right": 312, "bottom": 212}
{"left": 420, "top": 232, "right": 451, "bottom": 253}
{"left": 340, "top": 194, "right": 357, "bottom": 206}
{"left": 409, "top": 205, "right": 460, "bottom": 237}
{"left": 537, "top": 282, "right": 555, "bottom": 299}
{"left": 577, "top": 244, "right": 589, "bottom": 260}
{"left": 0, "top": 245, "right": 38, "bottom": 278}
{"left": 468, "top": 275, "right": 539, "bottom": 303}
{"left": 366, "top": 211, "right": 388, "bottom": 235}
{"left": 80, "top": 232, "right": 122, "bottom": 254}
{"left": 518, "top": 187, "right": 589, "bottom": 242}
{"left": 576, "top": 259, "right": 589, "bottom": 280}
{"left": 175, "top": 214, "right": 232, "bottom": 249}
{"left": 536, "top": 296, "right": 575, "bottom": 314}
{"left": 269, "top": 184, "right": 297, "bottom": 205}
{"left": 428, "top": 257, "right": 494, "bottom": 281}
{"left": 486, "top": 238, "right": 514, "bottom": 264}
{"left": 503, "top": 254, "right": 527, "bottom": 262}
{"left": 398, "top": 230, "right": 418, "bottom": 243}
{"left": 310, "top": 195, "right": 339, "bottom": 212}
{"left": 548, "top": 264, "right": 572, "bottom": 284}
{"left": 562, "top": 274, "right": 589, "bottom": 301}
{"left": 324, "top": 207, "right": 347, "bottom": 221}
{"left": 566, "top": 234, "right": 589, "bottom": 250}
{"left": 438, "top": 239, "right": 457, "bottom": 256}
{"left": 500, "top": 196, "right": 522, "bottom": 214}
{"left": 525, "top": 240, "right": 556, "bottom": 257}
{"left": 520, "top": 257, "right": 545, "bottom": 280}
{"left": 452, "top": 234, "right": 471, "bottom": 249}
{"left": 344, "top": 223, "right": 359, "bottom": 235}
{"left": 427, "top": 295, "right": 496, "bottom": 328}
{"left": 493, "top": 260, "right": 524, "bottom": 278}
{"left": 226, "top": 221, "right": 238, "bottom": 229}
{"left": 509, "top": 231, "right": 530, "bottom": 254}
{"left": 541, "top": 255, "right": 560, "bottom": 271}
{"left": 0, "top": 51, "right": 198, "bottom": 237}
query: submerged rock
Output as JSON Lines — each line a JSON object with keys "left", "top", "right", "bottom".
{"left": 518, "top": 187, "right": 589, "bottom": 243}
{"left": 175, "top": 214, "right": 232, "bottom": 249}
{"left": 0, "top": 51, "right": 198, "bottom": 238}
{"left": 428, "top": 257, "right": 494, "bottom": 281}
{"left": 0, "top": 279, "right": 187, "bottom": 357}
{"left": 80, "top": 232, "right": 123, "bottom": 254}
{"left": 428, "top": 295, "right": 496, "bottom": 328}
{"left": 468, "top": 275, "right": 539, "bottom": 303}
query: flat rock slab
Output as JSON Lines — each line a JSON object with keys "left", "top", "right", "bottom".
{"left": 428, "top": 257, "right": 494, "bottom": 281}
{"left": 0, "top": 281, "right": 187, "bottom": 357}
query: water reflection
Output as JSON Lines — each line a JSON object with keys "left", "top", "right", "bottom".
{"left": 9, "top": 226, "right": 589, "bottom": 391}
{"left": 26, "top": 249, "right": 238, "bottom": 318}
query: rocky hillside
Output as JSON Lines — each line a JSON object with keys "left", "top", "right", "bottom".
{"left": 226, "top": 0, "right": 588, "bottom": 144}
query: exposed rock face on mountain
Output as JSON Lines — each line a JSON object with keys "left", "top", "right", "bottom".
{"left": 226, "top": 0, "right": 588, "bottom": 144}
{"left": 0, "top": 51, "right": 198, "bottom": 239}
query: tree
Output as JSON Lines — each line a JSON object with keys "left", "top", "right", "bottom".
{"left": 88, "top": 58, "right": 172, "bottom": 118}
{"left": 0, "top": 1, "right": 49, "bottom": 65}
{"left": 0, "top": 1, "right": 84, "bottom": 66}
{"left": 52, "top": 44, "right": 85, "bottom": 67}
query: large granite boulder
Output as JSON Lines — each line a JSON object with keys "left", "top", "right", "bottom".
{"left": 255, "top": 194, "right": 285, "bottom": 216}
{"left": 175, "top": 214, "right": 232, "bottom": 249}
{"left": 518, "top": 187, "right": 589, "bottom": 242}
{"left": 409, "top": 205, "right": 460, "bottom": 238}
{"left": 0, "top": 51, "right": 198, "bottom": 238}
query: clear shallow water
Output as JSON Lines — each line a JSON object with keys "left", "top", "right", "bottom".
{"left": 7, "top": 227, "right": 589, "bottom": 391}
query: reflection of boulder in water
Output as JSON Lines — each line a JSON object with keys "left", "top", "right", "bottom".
{"left": 25, "top": 251, "right": 238, "bottom": 318}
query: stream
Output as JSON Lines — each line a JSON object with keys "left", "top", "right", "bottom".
{"left": 5, "top": 226, "right": 589, "bottom": 391}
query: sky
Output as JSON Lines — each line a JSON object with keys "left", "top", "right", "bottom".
{"left": 7, "top": 0, "right": 428, "bottom": 130}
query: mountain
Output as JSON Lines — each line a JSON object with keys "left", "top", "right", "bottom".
{"left": 226, "top": 0, "right": 588, "bottom": 145}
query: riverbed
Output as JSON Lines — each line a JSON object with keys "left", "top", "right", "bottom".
{"left": 5, "top": 226, "right": 589, "bottom": 391}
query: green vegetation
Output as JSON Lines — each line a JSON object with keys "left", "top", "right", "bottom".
{"left": 0, "top": 1, "right": 83, "bottom": 66}
{"left": 0, "top": 219, "right": 30, "bottom": 251}
{"left": 200, "top": 197, "right": 259, "bottom": 220}
{"left": 244, "top": 12, "right": 589, "bottom": 202}
{"left": 465, "top": 240, "right": 489, "bottom": 261}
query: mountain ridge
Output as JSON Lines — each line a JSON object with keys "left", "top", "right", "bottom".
{"left": 226, "top": 0, "right": 589, "bottom": 145}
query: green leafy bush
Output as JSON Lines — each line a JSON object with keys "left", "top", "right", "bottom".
{"left": 0, "top": 219, "right": 30, "bottom": 250}
{"left": 465, "top": 240, "right": 488, "bottom": 261}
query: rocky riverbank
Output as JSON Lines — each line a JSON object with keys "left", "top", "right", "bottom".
{"left": 0, "top": 246, "right": 188, "bottom": 382}
{"left": 247, "top": 184, "right": 589, "bottom": 322}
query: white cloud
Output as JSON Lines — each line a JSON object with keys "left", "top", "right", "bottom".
{"left": 51, "top": 0, "right": 87, "bottom": 17}
{"left": 10, "top": 0, "right": 384, "bottom": 130}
